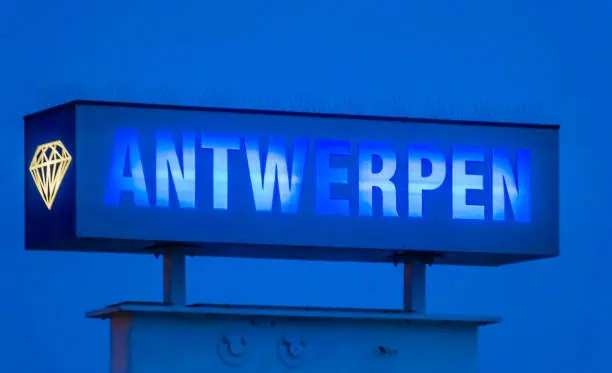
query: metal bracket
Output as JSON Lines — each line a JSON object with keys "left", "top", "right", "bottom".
{"left": 217, "top": 335, "right": 248, "bottom": 366}
{"left": 278, "top": 335, "right": 307, "bottom": 368}
{"left": 390, "top": 250, "right": 439, "bottom": 266}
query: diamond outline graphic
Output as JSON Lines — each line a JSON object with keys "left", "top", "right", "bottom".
{"left": 29, "top": 140, "right": 72, "bottom": 210}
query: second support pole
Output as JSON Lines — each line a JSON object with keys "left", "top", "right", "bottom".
{"left": 163, "top": 250, "right": 186, "bottom": 305}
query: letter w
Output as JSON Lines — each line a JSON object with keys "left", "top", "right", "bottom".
{"left": 244, "top": 137, "right": 308, "bottom": 213}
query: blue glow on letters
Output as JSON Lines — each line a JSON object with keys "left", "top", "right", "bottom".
{"left": 407, "top": 145, "right": 446, "bottom": 218}
{"left": 105, "top": 129, "right": 149, "bottom": 207}
{"left": 155, "top": 131, "right": 196, "bottom": 208}
{"left": 452, "top": 146, "right": 485, "bottom": 220}
{"left": 316, "top": 140, "right": 350, "bottom": 215}
{"left": 201, "top": 135, "right": 241, "bottom": 210}
{"left": 245, "top": 137, "right": 308, "bottom": 213}
{"left": 104, "top": 128, "right": 534, "bottom": 224}
{"left": 358, "top": 143, "right": 398, "bottom": 216}
{"left": 492, "top": 148, "right": 531, "bottom": 222}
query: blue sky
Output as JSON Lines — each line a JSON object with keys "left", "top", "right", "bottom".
{"left": 1, "top": 1, "right": 611, "bottom": 372}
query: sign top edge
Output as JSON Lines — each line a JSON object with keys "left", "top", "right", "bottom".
{"left": 23, "top": 99, "right": 561, "bottom": 131}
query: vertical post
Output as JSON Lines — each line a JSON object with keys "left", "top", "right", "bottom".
{"left": 403, "top": 261, "right": 426, "bottom": 313}
{"left": 163, "top": 250, "right": 186, "bottom": 305}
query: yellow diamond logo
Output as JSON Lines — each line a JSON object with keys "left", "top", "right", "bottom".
{"left": 29, "top": 140, "right": 72, "bottom": 210}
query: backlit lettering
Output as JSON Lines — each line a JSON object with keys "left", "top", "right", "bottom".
{"left": 155, "top": 131, "right": 196, "bottom": 208}
{"left": 492, "top": 148, "right": 531, "bottom": 222}
{"left": 407, "top": 145, "right": 446, "bottom": 218}
{"left": 105, "top": 129, "right": 149, "bottom": 207}
{"left": 452, "top": 146, "right": 485, "bottom": 220}
{"left": 104, "top": 129, "right": 533, "bottom": 223}
{"left": 358, "top": 142, "right": 399, "bottom": 217}
{"left": 245, "top": 137, "right": 308, "bottom": 213}
{"left": 201, "top": 135, "right": 241, "bottom": 210}
{"left": 315, "top": 140, "right": 351, "bottom": 216}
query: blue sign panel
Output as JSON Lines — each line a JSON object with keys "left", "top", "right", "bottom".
{"left": 24, "top": 101, "right": 559, "bottom": 266}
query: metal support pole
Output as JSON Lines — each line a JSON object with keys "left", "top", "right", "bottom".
{"left": 403, "top": 261, "right": 426, "bottom": 313}
{"left": 163, "top": 250, "right": 186, "bottom": 305}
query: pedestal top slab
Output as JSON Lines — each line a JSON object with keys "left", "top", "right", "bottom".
{"left": 87, "top": 301, "right": 500, "bottom": 327}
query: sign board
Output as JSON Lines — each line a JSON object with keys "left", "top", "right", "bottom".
{"left": 24, "top": 101, "right": 559, "bottom": 265}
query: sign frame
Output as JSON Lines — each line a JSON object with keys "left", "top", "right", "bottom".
{"left": 24, "top": 100, "right": 560, "bottom": 266}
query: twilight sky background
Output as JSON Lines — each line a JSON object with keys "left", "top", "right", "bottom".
{"left": 1, "top": 1, "right": 611, "bottom": 372}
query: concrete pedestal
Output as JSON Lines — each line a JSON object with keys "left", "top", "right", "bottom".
{"left": 88, "top": 302, "right": 499, "bottom": 373}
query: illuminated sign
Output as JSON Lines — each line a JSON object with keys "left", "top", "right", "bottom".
{"left": 104, "top": 130, "right": 531, "bottom": 223}
{"left": 29, "top": 140, "right": 73, "bottom": 210}
{"left": 24, "top": 101, "right": 560, "bottom": 266}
